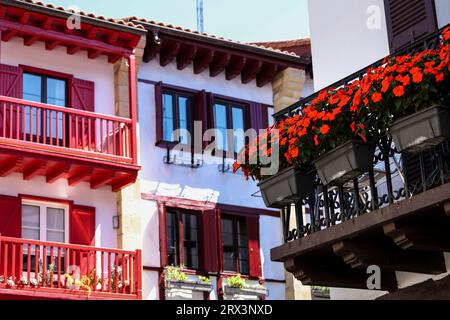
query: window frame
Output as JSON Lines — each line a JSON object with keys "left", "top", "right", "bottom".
{"left": 165, "top": 207, "right": 201, "bottom": 270}
{"left": 160, "top": 88, "right": 195, "bottom": 146}
{"left": 21, "top": 199, "right": 70, "bottom": 244}
{"left": 220, "top": 214, "right": 250, "bottom": 275}
{"left": 211, "top": 98, "right": 249, "bottom": 156}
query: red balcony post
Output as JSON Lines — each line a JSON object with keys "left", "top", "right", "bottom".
{"left": 135, "top": 249, "right": 143, "bottom": 300}
{"left": 128, "top": 53, "right": 138, "bottom": 165}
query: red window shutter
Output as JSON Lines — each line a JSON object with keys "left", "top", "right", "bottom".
{"left": 384, "top": 0, "right": 437, "bottom": 51}
{"left": 247, "top": 216, "right": 262, "bottom": 278}
{"left": 0, "top": 64, "right": 22, "bottom": 137}
{"left": 202, "top": 209, "right": 219, "bottom": 272}
{"left": 0, "top": 195, "right": 22, "bottom": 238}
{"left": 70, "top": 78, "right": 95, "bottom": 150}
{"left": 70, "top": 205, "right": 95, "bottom": 246}
{"left": 250, "top": 102, "right": 264, "bottom": 132}
{"left": 206, "top": 92, "right": 215, "bottom": 130}
{"left": 0, "top": 64, "right": 22, "bottom": 98}
{"left": 155, "top": 82, "right": 163, "bottom": 145}
{"left": 194, "top": 90, "right": 208, "bottom": 148}
{"left": 261, "top": 104, "right": 270, "bottom": 129}
{"left": 0, "top": 195, "right": 21, "bottom": 279}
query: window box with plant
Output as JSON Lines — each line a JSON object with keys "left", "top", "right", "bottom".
{"left": 164, "top": 266, "right": 212, "bottom": 293}
{"left": 234, "top": 27, "right": 450, "bottom": 198}
{"left": 223, "top": 274, "right": 268, "bottom": 298}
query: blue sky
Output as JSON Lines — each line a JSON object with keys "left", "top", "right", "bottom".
{"left": 48, "top": 0, "right": 310, "bottom": 42}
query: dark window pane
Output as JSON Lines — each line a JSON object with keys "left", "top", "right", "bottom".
{"left": 183, "top": 213, "right": 198, "bottom": 269}
{"left": 162, "top": 93, "right": 174, "bottom": 142}
{"left": 214, "top": 103, "right": 228, "bottom": 151}
{"left": 166, "top": 211, "right": 179, "bottom": 266}
{"left": 237, "top": 220, "right": 249, "bottom": 274}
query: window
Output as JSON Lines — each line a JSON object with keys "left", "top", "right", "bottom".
{"left": 23, "top": 72, "right": 68, "bottom": 141}
{"left": 267, "top": 106, "right": 274, "bottom": 127}
{"left": 221, "top": 216, "right": 249, "bottom": 275}
{"left": 21, "top": 200, "right": 69, "bottom": 272}
{"left": 166, "top": 209, "right": 199, "bottom": 269}
{"left": 162, "top": 90, "right": 193, "bottom": 144}
{"left": 212, "top": 100, "right": 247, "bottom": 153}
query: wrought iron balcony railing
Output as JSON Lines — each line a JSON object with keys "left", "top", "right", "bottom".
{"left": 275, "top": 25, "right": 450, "bottom": 244}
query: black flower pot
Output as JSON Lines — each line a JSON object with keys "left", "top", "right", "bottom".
{"left": 314, "top": 141, "right": 375, "bottom": 186}
{"left": 258, "top": 167, "right": 315, "bottom": 209}
{"left": 390, "top": 105, "right": 450, "bottom": 153}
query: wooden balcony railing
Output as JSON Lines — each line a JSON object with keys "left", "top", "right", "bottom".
{"left": 0, "top": 95, "right": 134, "bottom": 164}
{"left": 0, "top": 236, "right": 142, "bottom": 300}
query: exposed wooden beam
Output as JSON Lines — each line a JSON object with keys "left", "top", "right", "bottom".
{"left": 42, "top": 17, "right": 54, "bottom": 30}
{"left": 19, "top": 12, "right": 31, "bottom": 24}
{"left": 333, "top": 240, "right": 447, "bottom": 275}
{"left": 159, "top": 41, "right": 181, "bottom": 67}
{"left": 88, "top": 49, "right": 103, "bottom": 59}
{"left": 241, "top": 60, "right": 263, "bottom": 84}
{"left": 46, "top": 164, "right": 70, "bottom": 184}
{"left": 107, "top": 33, "right": 119, "bottom": 46}
{"left": 0, "top": 157, "right": 18, "bottom": 177}
{"left": 225, "top": 56, "right": 247, "bottom": 81}
{"left": 1, "top": 30, "right": 17, "bottom": 42}
{"left": 45, "top": 40, "right": 60, "bottom": 51}
{"left": 209, "top": 52, "right": 231, "bottom": 77}
{"left": 143, "top": 33, "right": 162, "bottom": 62}
{"left": 256, "top": 63, "right": 278, "bottom": 87}
{"left": 23, "top": 35, "right": 40, "bottom": 47}
{"left": 177, "top": 45, "right": 198, "bottom": 70}
{"left": 128, "top": 36, "right": 140, "bottom": 48}
{"left": 285, "top": 256, "right": 397, "bottom": 291}
{"left": 193, "top": 49, "right": 214, "bottom": 74}
{"left": 112, "top": 174, "right": 138, "bottom": 192}
{"left": 108, "top": 54, "right": 122, "bottom": 64}
{"left": 67, "top": 45, "right": 82, "bottom": 55}
{"left": 0, "top": 6, "right": 6, "bottom": 19}
{"left": 23, "top": 160, "right": 44, "bottom": 181}
{"left": 384, "top": 221, "right": 450, "bottom": 252}
{"left": 87, "top": 27, "right": 99, "bottom": 40}
{"left": 91, "top": 173, "right": 115, "bottom": 190}
{"left": 68, "top": 168, "right": 93, "bottom": 187}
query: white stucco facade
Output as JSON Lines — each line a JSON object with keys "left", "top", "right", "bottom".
{"left": 137, "top": 56, "right": 289, "bottom": 300}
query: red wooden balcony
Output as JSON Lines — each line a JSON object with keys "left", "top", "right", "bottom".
{"left": 0, "top": 95, "right": 139, "bottom": 191}
{"left": 0, "top": 236, "right": 142, "bottom": 300}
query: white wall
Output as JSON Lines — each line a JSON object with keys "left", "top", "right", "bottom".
{"left": 308, "top": 0, "right": 390, "bottom": 90}
{"left": 137, "top": 56, "right": 286, "bottom": 299}
{"left": 0, "top": 38, "right": 115, "bottom": 117}
{"left": 0, "top": 173, "right": 117, "bottom": 249}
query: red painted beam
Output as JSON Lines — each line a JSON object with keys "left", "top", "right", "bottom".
{"left": 68, "top": 168, "right": 93, "bottom": 187}
{"left": 177, "top": 45, "right": 198, "bottom": 70}
{"left": 90, "top": 173, "right": 115, "bottom": 189}
{"left": 159, "top": 41, "right": 181, "bottom": 67}
{"left": 242, "top": 60, "right": 263, "bottom": 84}
{"left": 128, "top": 54, "right": 138, "bottom": 165}
{"left": 194, "top": 49, "right": 214, "bottom": 74}
{"left": 1, "top": 30, "right": 17, "bottom": 42}
{"left": 42, "top": 17, "right": 54, "bottom": 30}
{"left": 45, "top": 40, "right": 60, "bottom": 51}
{"left": 0, "top": 157, "right": 19, "bottom": 177}
{"left": 210, "top": 52, "right": 231, "bottom": 77}
{"left": 112, "top": 174, "right": 138, "bottom": 192}
{"left": 107, "top": 33, "right": 119, "bottom": 46}
{"left": 87, "top": 27, "right": 99, "bottom": 40}
{"left": 46, "top": 164, "right": 70, "bottom": 184}
{"left": 23, "top": 160, "right": 45, "bottom": 181}
{"left": 19, "top": 12, "right": 31, "bottom": 24}
{"left": 108, "top": 54, "right": 122, "bottom": 64}
{"left": 88, "top": 49, "right": 103, "bottom": 59}
{"left": 0, "top": 19, "right": 132, "bottom": 59}
{"left": 0, "top": 6, "right": 6, "bottom": 19}
{"left": 225, "top": 56, "right": 247, "bottom": 81}
{"left": 67, "top": 45, "right": 82, "bottom": 55}
{"left": 23, "top": 35, "right": 40, "bottom": 47}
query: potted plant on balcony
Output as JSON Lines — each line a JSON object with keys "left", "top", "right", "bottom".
{"left": 164, "top": 266, "right": 212, "bottom": 293}
{"left": 387, "top": 28, "right": 450, "bottom": 153}
{"left": 223, "top": 274, "right": 268, "bottom": 298}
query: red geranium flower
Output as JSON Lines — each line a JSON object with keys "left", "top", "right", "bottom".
{"left": 371, "top": 92, "right": 382, "bottom": 103}
{"left": 393, "top": 85, "right": 405, "bottom": 97}
{"left": 320, "top": 124, "right": 330, "bottom": 135}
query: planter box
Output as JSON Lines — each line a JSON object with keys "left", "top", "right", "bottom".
{"left": 224, "top": 285, "right": 268, "bottom": 297}
{"left": 314, "top": 142, "right": 375, "bottom": 186}
{"left": 165, "top": 280, "right": 212, "bottom": 293}
{"left": 258, "top": 167, "right": 315, "bottom": 209}
{"left": 390, "top": 105, "right": 450, "bottom": 153}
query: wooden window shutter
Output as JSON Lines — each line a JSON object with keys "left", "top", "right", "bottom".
{"left": 194, "top": 90, "right": 208, "bottom": 148}
{"left": 384, "top": 0, "right": 437, "bottom": 51}
{"left": 70, "top": 205, "right": 96, "bottom": 275}
{"left": 206, "top": 92, "right": 215, "bottom": 130}
{"left": 158, "top": 201, "right": 169, "bottom": 267}
{"left": 70, "top": 78, "right": 95, "bottom": 150}
{"left": 250, "top": 102, "right": 264, "bottom": 132}
{"left": 0, "top": 195, "right": 22, "bottom": 279}
{"left": 201, "top": 209, "right": 219, "bottom": 272}
{"left": 261, "top": 104, "right": 270, "bottom": 129}
{"left": 247, "top": 215, "right": 262, "bottom": 278}
{"left": 155, "top": 82, "right": 163, "bottom": 145}
{"left": 0, "top": 64, "right": 22, "bottom": 98}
